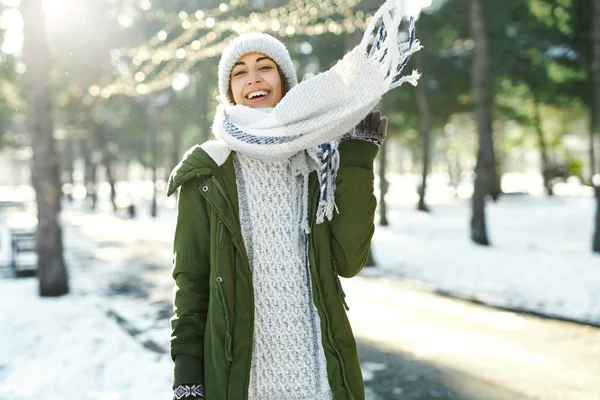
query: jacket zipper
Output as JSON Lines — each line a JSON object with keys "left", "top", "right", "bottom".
{"left": 216, "top": 276, "right": 233, "bottom": 364}
{"left": 331, "top": 257, "right": 350, "bottom": 311}
{"left": 211, "top": 177, "right": 251, "bottom": 268}
{"left": 212, "top": 178, "right": 237, "bottom": 224}
{"left": 212, "top": 178, "right": 252, "bottom": 268}
{"left": 308, "top": 243, "right": 354, "bottom": 400}
{"left": 305, "top": 175, "right": 354, "bottom": 400}
{"left": 218, "top": 220, "right": 225, "bottom": 248}
{"left": 211, "top": 177, "right": 255, "bottom": 398}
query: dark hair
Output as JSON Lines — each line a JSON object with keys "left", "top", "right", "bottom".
{"left": 227, "top": 64, "right": 289, "bottom": 104}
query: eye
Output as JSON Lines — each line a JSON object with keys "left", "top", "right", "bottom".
{"left": 233, "top": 70, "right": 246, "bottom": 77}
{"left": 259, "top": 65, "right": 273, "bottom": 70}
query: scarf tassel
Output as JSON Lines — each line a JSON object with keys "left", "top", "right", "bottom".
{"left": 314, "top": 142, "right": 340, "bottom": 225}
{"left": 361, "top": 1, "right": 423, "bottom": 91}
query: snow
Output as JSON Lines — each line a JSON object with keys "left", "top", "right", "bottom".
{"left": 0, "top": 279, "right": 172, "bottom": 400}
{"left": 361, "top": 362, "right": 387, "bottom": 382}
{"left": 0, "top": 220, "right": 173, "bottom": 400}
{"left": 0, "top": 174, "right": 599, "bottom": 399}
{"left": 365, "top": 176, "right": 600, "bottom": 326}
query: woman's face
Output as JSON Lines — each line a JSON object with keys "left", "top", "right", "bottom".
{"left": 229, "top": 52, "right": 283, "bottom": 108}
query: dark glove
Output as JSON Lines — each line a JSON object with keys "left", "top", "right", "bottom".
{"left": 341, "top": 110, "right": 388, "bottom": 147}
{"left": 173, "top": 384, "right": 205, "bottom": 399}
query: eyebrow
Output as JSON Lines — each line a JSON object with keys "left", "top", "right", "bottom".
{"left": 233, "top": 56, "right": 274, "bottom": 67}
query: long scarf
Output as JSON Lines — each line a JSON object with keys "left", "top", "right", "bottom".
{"left": 213, "top": 0, "right": 421, "bottom": 224}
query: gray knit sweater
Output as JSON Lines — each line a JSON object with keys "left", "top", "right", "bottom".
{"left": 233, "top": 151, "right": 333, "bottom": 400}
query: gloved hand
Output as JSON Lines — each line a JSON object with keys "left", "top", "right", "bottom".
{"left": 341, "top": 110, "right": 388, "bottom": 147}
{"left": 173, "top": 384, "right": 205, "bottom": 399}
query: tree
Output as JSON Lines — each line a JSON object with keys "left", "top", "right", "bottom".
{"left": 21, "top": 0, "right": 69, "bottom": 296}
{"left": 539, "top": 0, "right": 598, "bottom": 182}
{"left": 391, "top": 1, "right": 473, "bottom": 212}
{"left": 415, "top": 52, "right": 432, "bottom": 212}
{"left": 532, "top": 93, "right": 552, "bottom": 195}
{"left": 593, "top": 0, "right": 600, "bottom": 253}
{"left": 496, "top": 0, "right": 568, "bottom": 196}
{"left": 96, "top": 120, "right": 118, "bottom": 211}
{"left": 470, "top": 0, "right": 499, "bottom": 246}
{"left": 378, "top": 140, "right": 389, "bottom": 226}
{"left": 594, "top": 183, "right": 600, "bottom": 253}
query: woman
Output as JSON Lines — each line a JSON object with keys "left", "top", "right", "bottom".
{"left": 167, "top": 2, "right": 420, "bottom": 399}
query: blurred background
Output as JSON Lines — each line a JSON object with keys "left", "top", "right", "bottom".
{"left": 0, "top": 0, "right": 599, "bottom": 399}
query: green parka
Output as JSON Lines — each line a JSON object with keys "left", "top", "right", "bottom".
{"left": 166, "top": 139, "right": 379, "bottom": 400}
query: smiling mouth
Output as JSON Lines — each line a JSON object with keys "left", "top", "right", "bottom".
{"left": 245, "top": 90, "right": 271, "bottom": 100}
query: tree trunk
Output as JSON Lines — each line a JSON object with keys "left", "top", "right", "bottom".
{"left": 62, "top": 136, "right": 75, "bottom": 202}
{"left": 593, "top": 185, "right": 600, "bottom": 253}
{"left": 471, "top": 172, "right": 489, "bottom": 245}
{"left": 21, "top": 0, "right": 69, "bottom": 296}
{"left": 79, "top": 137, "right": 97, "bottom": 210}
{"left": 99, "top": 122, "right": 117, "bottom": 212}
{"left": 533, "top": 95, "right": 552, "bottom": 195}
{"left": 590, "top": 110, "right": 597, "bottom": 184}
{"left": 366, "top": 249, "right": 376, "bottom": 267}
{"left": 197, "top": 73, "right": 211, "bottom": 143}
{"left": 378, "top": 140, "right": 389, "bottom": 226}
{"left": 148, "top": 107, "right": 158, "bottom": 218}
{"left": 172, "top": 129, "right": 181, "bottom": 174}
{"left": 470, "top": 0, "right": 498, "bottom": 245}
{"left": 415, "top": 53, "right": 432, "bottom": 212}
{"left": 592, "top": 0, "right": 600, "bottom": 252}
{"left": 171, "top": 128, "right": 182, "bottom": 201}
{"left": 444, "top": 139, "right": 461, "bottom": 197}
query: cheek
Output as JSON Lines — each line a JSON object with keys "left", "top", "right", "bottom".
{"left": 267, "top": 73, "right": 283, "bottom": 94}
{"left": 230, "top": 79, "right": 244, "bottom": 102}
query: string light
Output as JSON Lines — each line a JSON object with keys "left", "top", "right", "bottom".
{"left": 127, "top": 0, "right": 247, "bottom": 57}
{"left": 143, "top": 0, "right": 244, "bottom": 23}
{"left": 97, "top": 0, "right": 374, "bottom": 97}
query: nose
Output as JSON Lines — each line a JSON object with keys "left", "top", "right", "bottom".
{"left": 246, "top": 69, "right": 262, "bottom": 85}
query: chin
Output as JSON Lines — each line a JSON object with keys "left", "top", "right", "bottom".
{"left": 245, "top": 103, "right": 273, "bottom": 109}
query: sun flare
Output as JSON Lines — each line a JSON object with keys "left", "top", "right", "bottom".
{"left": 42, "top": 0, "right": 69, "bottom": 17}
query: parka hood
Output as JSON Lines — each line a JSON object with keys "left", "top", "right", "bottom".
{"left": 167, "top": 140, "right": 232, "bottom": 196}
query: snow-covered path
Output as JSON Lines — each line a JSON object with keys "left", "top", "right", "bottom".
{"left": 367, "top": 193, "right": 600, "bottom": 326}
{"left": 1, "top": 179, "right": 599, "bottom": 399}
{"left": 0, "top": 278, "right": 173, "bottom": 400}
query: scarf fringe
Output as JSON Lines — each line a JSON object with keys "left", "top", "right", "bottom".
{"left": 361, "top": 4, "right": 423, "bottom": 92}
{"left": 213, "top": 0, "right": 421, "bottom": 227}
{"left": 307, "top": 142, "right": 340, "bottom": 227}
{"left": 213, "top": 0, "right": 421, "bottom": 162}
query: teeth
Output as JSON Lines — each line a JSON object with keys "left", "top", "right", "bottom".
{"left": 248, "top": 91, "right": 268, "bottom": 99}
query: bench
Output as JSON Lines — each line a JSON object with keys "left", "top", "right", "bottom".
{"left": 11, "top": 229, "right": 37, "bottom": 277}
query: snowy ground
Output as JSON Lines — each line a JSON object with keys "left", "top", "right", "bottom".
{"left": 0, "top": 174, "right": 599, "bottom": 399}
{"left": 366, "top": 174, "right": 600, "bottom": 326}
{"left": 0, "top": 277, "right": 173, "bottom": 400}
{"left": 8, "top": 172, "right": 595, "bottom": 326}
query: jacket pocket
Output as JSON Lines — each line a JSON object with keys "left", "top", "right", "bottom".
{"left": 331, "top": 257, "right": 350, "bottom": 311}
{"left": 216, "top": 276, "right": 233, "bottom": 364}
{"left": 217, "top": 220, "right": 226, "bottom": 248}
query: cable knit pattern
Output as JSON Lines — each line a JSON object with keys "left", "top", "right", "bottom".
{"left": 233, "top": 151, "right": 333, "bottom": 400}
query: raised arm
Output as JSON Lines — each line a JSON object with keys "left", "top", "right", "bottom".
{"left": 330, "top": 111, "right": 388, "bottom": 277}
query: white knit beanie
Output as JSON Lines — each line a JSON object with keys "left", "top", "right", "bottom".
{"left": 218, "top": 32, "right": 298, "bottom": 105}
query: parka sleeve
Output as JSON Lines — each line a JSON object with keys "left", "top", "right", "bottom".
{"left": 170, "top": 178, "right": 211, "bottom": 388}
{"left": 330, "top": 139, "right": 379, "bottom": 278}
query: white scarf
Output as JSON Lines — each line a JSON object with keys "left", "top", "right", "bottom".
{"left": 213, "top": 0, "right": 422, "bottom": 223}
